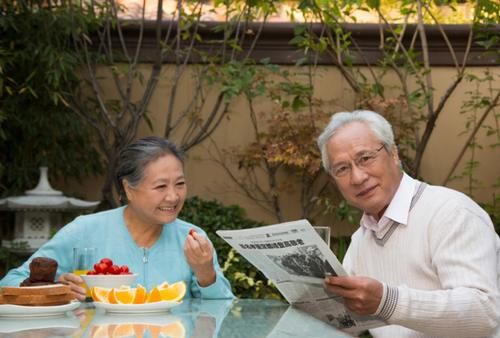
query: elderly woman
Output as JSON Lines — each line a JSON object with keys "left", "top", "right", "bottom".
{"left": 0, "top": 137, "right": 234, "bottom": 300}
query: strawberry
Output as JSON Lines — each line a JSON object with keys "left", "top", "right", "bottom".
{"left": 94, "top": 262, "right": 108, "bottom": 274}
{"left": 99, "top": 258, "right": 113, "bottom": 267}
{"left": 108, "top": 265, "right": 121, "bottom": 275}
{"left": 91, "top": 258, "right": 133, "bottom": 275}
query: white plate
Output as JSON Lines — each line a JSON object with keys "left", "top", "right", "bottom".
{"left": 0, "top": 301, "right": 80, "bottom": 318}
{"left": 94, "top": 301, "right": 181, "bottom": 314}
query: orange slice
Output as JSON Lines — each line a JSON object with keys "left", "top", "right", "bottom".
{"left": 158, "top": 281, "right": 169, "bottom": 289}
{"left": 90, "top": 286, "right": 110, "bottom": 303}
{"left": 113, "top": 288, "right": 135, "bottom": 304}
{"left": 146, "top": 286, "right": 162, "bottom": 303}
{"left": 107, "top": 288, "right": 118, "bottom": 304}
{"left": 133, "top": 284, "right": 147, "bottom": 304}
{"left": 158, "top": 281, "right": 186, "bottom": 302}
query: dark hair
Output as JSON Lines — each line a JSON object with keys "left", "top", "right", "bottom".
{"left": 115, "top": 136, "right": 184, "bottom": 203}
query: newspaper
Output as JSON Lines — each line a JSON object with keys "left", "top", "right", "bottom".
{"left": 216, "top": 219, "right": 384, "bottom": 334}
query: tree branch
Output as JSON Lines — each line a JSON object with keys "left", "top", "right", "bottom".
{"left": 442, "top": 90, "right": 500, "bottom": 185}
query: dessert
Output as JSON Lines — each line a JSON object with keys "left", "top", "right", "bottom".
{"left": 0, "top": 257, "right": 75, "bottom": 306}
{"left": 20, "top": 257, "right": 58, "bottom": 286}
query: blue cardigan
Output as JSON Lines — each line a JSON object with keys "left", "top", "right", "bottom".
{"left": 0, "top": 206, "right": 234, "bottom": 299}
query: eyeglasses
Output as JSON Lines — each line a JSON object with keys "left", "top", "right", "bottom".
{"left": 330, "top": 144, "right": 386, "bottom": 178}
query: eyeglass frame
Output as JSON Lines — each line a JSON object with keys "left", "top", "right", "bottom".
{"left": 329, "top": 144, "right": 387, "bottom": 178}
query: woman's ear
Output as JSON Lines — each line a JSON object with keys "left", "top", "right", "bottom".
{"left": 123, "top": 179, "right": 133, "bottom": 202}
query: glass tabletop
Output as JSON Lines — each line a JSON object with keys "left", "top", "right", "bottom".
{"left": 0, "top": 299, "right": 353, "bottom": 338}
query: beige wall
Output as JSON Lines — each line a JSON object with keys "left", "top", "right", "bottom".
{"left": 420, "top": 68, "right": 498, "bottom": 197}
{"left": 58, "top": 65, "right": 499, "bottom": 235}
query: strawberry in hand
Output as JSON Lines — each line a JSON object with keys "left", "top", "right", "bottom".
{"left": 184, "top": 228, "right": 216, "bottom": 287}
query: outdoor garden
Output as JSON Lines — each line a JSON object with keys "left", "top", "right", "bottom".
{"left": 0, "top": 0, "right": 498, "bottom": 300}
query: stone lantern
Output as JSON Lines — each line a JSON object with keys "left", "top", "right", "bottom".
{"left": 0, "top": 167, "right": 99, "bottom": 252}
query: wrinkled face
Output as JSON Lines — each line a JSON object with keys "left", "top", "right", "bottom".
{"left": 326, "top": 121, "right": 402, "bottom": 217}
{"left": 124, "top": 154, "right": 187, "bottom": 226}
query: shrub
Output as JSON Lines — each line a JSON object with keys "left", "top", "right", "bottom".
{"left": 179, "top": 196, "right": 282, "bottom": 299}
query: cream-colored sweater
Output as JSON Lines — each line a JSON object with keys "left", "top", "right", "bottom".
{"left": 344, "top": 180, "right": 500, "bottom": 338}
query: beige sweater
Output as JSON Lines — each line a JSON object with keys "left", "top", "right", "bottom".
{"left": 344, "top": 180, "right": 499, "bottom": 338}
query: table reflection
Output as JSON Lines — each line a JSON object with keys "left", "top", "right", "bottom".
{"left": 0, "top": 299, "right": 352, "bottom": 338}
{"left": 0, "top": 313, "right": 80, "bottom": 337}
{"left": 87, "top": 313, "right": 186, "bottom": 337}
{"left": 84, "top": 299, "right": 233, "bottom": 338}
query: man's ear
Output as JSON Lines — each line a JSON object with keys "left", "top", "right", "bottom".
{"left": 390, "top": 145, "right": 403, "bottom": 170}
{"left": 390, "top": 145, "right": 400, "bottom": 161}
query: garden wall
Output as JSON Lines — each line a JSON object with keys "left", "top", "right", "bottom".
{"left": 58, "top": 64, "right": 499, "bottom": 235}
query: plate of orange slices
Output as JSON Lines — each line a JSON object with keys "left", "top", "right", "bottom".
{"left": 91, "top": 281, "right": 186, "bottom": 314}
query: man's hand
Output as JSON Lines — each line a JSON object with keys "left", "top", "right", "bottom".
{"left": 324, "top": 275, "right": 383, "bottom": 315}
{"left": 58, "top": 273, "right": 86, "bottom": 301}
{"left": 184, "top": 230, "right": 216, "bottom": 287}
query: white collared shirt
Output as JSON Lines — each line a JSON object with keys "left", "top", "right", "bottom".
{"left": 360, "top": 173, "right": 417, "bottom": 232}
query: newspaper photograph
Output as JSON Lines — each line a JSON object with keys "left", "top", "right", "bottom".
{"left": 216, "top": 219, "right": 384, "bottom": 334}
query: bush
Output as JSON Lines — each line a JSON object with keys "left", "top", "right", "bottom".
{"left": 179, "top": 196, "right": 282, "bottom": 299}
{"left": 0, "top": 246, "right": 25, "bottom": 278}
{"left": 0, "top": 1, "right": 102, "bottom": 196}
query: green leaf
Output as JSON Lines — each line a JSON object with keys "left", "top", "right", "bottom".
{"left": 366, "top": 0, "right": 380, "bottom": 10}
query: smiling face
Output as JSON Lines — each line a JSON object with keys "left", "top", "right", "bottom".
{"left": 124, "top": 154, "right": 187, "bottom": 227}
{"left": 326, "top": 121, "right": 402, "bottom": 218}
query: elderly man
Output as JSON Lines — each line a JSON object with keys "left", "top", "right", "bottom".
{"left": 317, "top": 110, "right": 499, "bottom": 337}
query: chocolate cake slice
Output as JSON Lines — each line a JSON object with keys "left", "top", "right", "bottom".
{"left": 20, "top": 257, "right": 58, "bottom": 286}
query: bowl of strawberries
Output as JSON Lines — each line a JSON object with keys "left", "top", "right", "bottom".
{"left": 80, "top": 258, "right": 137, "bottom": 289}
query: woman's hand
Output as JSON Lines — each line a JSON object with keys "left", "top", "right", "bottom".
{"left": 184, "top": 230, "right": 216, "bottom": 287}
{"left": 324, "top": 275, "right": 383, "bottom": 315}
{"left": 58, "top": 273, "right": 86, "bottom": 301}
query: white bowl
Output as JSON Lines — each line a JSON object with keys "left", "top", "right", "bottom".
{"left": 81, "top": 273, "right": 138, "bottom": 290}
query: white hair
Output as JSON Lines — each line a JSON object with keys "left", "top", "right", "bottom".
{"left": 317, "top": 110, "right": 395, "bottom": 173}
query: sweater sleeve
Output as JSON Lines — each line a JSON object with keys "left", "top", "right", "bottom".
{"left": 380, "top": 206, "right": 499, "bottom": 337}
{"left": 190, "top": 250, "right": 235, "bottom": 299}
{"left": 0, "top": 219, "right": 81, "bottom": 286}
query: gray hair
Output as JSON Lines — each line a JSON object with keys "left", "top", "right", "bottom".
{"left": 317, "top": 110, "right": 395, "bottom": 173}
{"left": 115, "top": 136, "right": 185, "bottom": 203}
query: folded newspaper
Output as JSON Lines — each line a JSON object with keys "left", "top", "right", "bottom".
{"left": 216, "top": 219, "right": 384, "bottom": 334}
